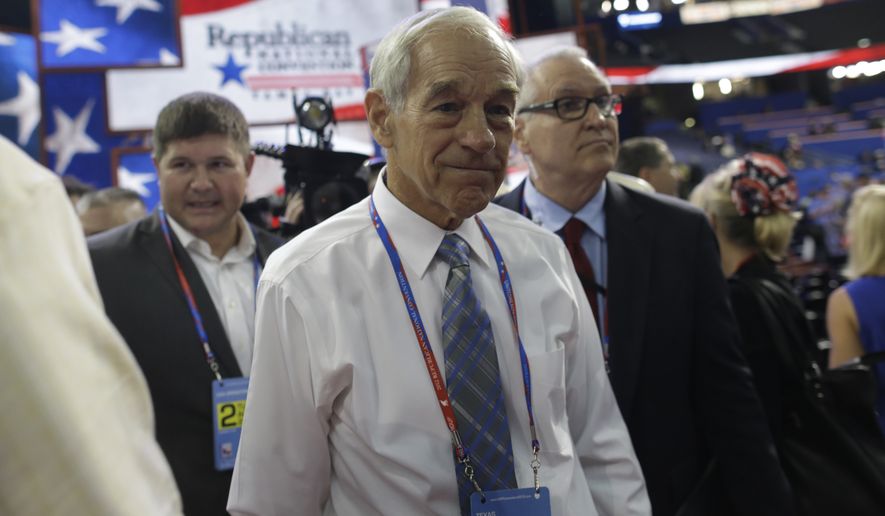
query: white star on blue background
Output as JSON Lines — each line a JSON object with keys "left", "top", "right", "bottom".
{"left": 41, "top": 19, "right": 107, "bottom": 57}
{"left": 95, "top": 0, "right": 163, "bottom": 25}
{"left": 117, "top": 165, "right": 156, "bottom": 196}
{"left": 45, "top": 99, "right": 101, "bottom": 174}
{"left": 214, "top": 53, "right": 248, "bottom": 87}
{"left": 0, "top": 71, "right": 40, "bottom": 145}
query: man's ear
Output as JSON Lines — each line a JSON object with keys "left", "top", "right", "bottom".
{"left": 514, "top": 116, "right": 531, "bottom": 155}
{"left": 244, "top": 151, "right": 255, "bottom": 177}
{"left": 638, "top": 167, "right": 653, "bottom": 183}
{"left": 365, "top": 89, "right": 394, "bottom": 149}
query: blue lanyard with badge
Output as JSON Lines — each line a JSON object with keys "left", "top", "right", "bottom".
{"left": 370, "top": 197, "right": 552, "bottom": 516}
{"left": 158, "top": 207, "right": 259, "bottom": 471}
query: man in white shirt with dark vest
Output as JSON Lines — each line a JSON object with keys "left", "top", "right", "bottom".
{"left": 88, "top": 93, "right": 283, "bottom": 516}
{"left": 229, "top": 7, "right": 649, "bottom": 516}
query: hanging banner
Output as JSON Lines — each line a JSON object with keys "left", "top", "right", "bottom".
{"left": 0, "top": 31, "right": 39, "bottom": 158}
{"left": 38, "top": 0, "right": 181, "bottom": 69}
{"left": 42, "top": 71, "right": 128, "bottom": 185}
{"left": 105, "top": 0, "right": 416, "bottom": 131}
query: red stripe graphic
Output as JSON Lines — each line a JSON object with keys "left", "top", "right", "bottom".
{"left": 245, "top": 74, "right": 365, "bottom": 89}
{"left": 181, "top": 0, "right": 254, "bottom": 16}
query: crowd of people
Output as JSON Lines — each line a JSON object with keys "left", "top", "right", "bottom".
{"left": 3, "top": 6, "right": 885, "bottom": 516}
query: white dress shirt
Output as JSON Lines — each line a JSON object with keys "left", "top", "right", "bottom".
{"left": 167, "top": 214, "right": 258, "bottom": 373}
{"left": 228, "top": 177, "right": 649, "bottom": 516}
{"left": 0, "top": 135, "right": 182, "bottom": 515}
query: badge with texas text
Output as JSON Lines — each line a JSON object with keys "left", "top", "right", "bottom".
{"left": 470, "top": 487, "right": 552, "bottom": 516}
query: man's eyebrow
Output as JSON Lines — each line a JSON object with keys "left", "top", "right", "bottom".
{"left": 554, "top": 85, "right": 611, "bottom": 97}
{"left": 424, "top": 80, "right": 519, "bottom": 102}
{"left": 426, "top": 80, "right": 461, "bottom": 100}
{"left": 495, "top": 83, "right": 519, "bottom": 99}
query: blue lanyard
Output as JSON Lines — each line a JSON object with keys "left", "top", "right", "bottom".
{"left": 157, "top": 207, "right": 260, "bottom": 381}
{"left": 368, "top": 196, "right": 541, "bottom": 469}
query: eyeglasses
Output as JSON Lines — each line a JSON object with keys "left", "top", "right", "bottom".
{"left": 517, "top": 94, "right": 623, "bottom": 120}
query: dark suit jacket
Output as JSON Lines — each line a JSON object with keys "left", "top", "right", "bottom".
{"left": 496, "top": 179, "right": 792, "bottom": 516}
{"left": 88, "top": 212, "right": 283, "bottom": 516}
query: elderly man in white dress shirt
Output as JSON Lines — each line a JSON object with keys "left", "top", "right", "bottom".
{"left": 228, "top": 7, "right": 650, "bottom": 516}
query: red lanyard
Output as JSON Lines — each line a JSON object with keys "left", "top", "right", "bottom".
{"left": 369, "top": 196, "right": 542, "bottom": 492}
{"left": 157, "top": 208, "right": 259, "bottom": 381}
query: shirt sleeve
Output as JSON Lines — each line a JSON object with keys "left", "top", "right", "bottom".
{"left": 559, "top": 244, "right": 652, "bottom": 516}
{"left": 228, "top": 278, "right": 332, "bottom": 516}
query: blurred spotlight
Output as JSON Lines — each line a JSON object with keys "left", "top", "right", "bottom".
{"left": 684, "top": 117, "right": 696, "bottom": 128}
{"left": 601, "top": 1, "right": 612, "bottom": 14}
{"left": 718, "top": 78, "right": 733, "bottom": 95}
{"left": 858, "top": 38, "right": 871, "bottom": 48}
{"left": 613, "top": 0, "right": 629, "bottom": 12}
{"left": 846, "top": 66, "right": 861, "bottom": 79}
{"left": 637, "top": 0, "right": 650, "bottom": 11}
{"left": 831, "top": 66, "right": 847, "bottom": 79}
{"left": 671, "top": 0, "right": 687, "bottom": 4}
{"left": 692, "top": 81, "right": 704, "bottom": 101}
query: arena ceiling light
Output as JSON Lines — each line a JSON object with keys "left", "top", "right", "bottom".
{"left": 832, "top": 59, "right": 885, "bottom": 80}
{"left": 617, "top": 12, "right": 663, "bottom": 30}
{"left": 603, "top": 43, "right": 885, "bottom": 85}
{"left": 692, "top": 82, "right": 705, "bottom": 101}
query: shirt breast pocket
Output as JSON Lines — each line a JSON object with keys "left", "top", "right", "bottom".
{"left": 528, "top": 347, "right": 572, "bottom": 456}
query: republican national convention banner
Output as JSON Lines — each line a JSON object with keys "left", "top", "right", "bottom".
{"left": 0, "top": 0, "right": 510, "bottom": 208}
{"left": 106, "top": 0, "right": 418, "bottom": 131}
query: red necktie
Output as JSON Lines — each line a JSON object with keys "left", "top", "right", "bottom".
{"left": 562, "top": 218, "right": 600, "bottom": 326}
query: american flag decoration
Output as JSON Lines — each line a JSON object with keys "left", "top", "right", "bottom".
{"left": 730, "top": 153, "right": 799, "bottom": 217}
{"left": 42, "top": 71, "right": 128, "bottom": 187}
{"left": 38, "top": 0, "right": 181, "bottom": 69}
{"left": 0, "top": 31, "right": 40, "bottom": 158}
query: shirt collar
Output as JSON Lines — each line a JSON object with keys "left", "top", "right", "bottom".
{"left": 524, "top": 177, "right": 607, "bottom": 239}
{"left": 165, "top": 211, "right": 256, "bottom": 261}
{"left": 372, "top": 170, "right": 492, "bottom": 278}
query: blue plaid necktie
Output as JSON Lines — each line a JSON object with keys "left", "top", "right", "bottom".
{"left": 437, "top": 234, "right": 517, "bottom": 514}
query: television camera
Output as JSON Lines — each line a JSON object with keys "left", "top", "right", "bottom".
{"left": 247, "top": 96, "right": 376, "bottom": 237}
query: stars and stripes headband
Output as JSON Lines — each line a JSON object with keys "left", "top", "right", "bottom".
{"left": 730, "top": 153, "right": 798, "bottom": 217}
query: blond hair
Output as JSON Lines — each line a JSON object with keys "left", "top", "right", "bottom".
{"left": 695, "top": 160, "right": 798, "bottom": 261}
{"left": 845, "top": 184, "right": 885, "bottom": 278}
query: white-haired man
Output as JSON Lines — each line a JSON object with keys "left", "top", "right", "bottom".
{"left": 496, "top": 46, "right": 794, "bottom": 516}
{"left": 229, "top": 8, "right": 649, "bottom": 516}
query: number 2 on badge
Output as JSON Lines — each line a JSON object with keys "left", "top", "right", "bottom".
{"left": 216, "top": 400, "right": 245, "bottom": 430}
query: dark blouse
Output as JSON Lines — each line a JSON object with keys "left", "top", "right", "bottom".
{"left": 728, "top": 254, "right": 812, "bottom": 448}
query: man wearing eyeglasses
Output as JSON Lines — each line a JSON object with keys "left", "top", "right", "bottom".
{"left": 496, "top": 47, "right": 794, "bottom": 516}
